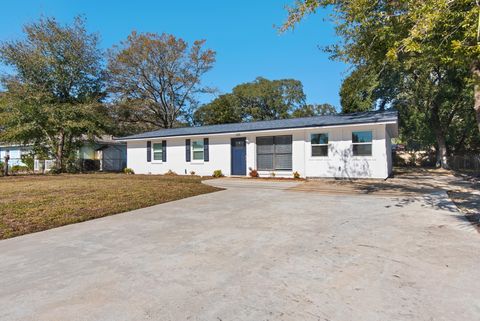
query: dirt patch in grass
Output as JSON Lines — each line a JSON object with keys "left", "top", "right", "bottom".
{"left": 0, "top": 173, "right": 220, "bottom": 239}
{"left": 290, "top": 178, "right": 440, "bottom": 196}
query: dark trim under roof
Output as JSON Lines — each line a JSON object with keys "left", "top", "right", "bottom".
{"left": 117, "top": 109, "right": 398, "bottom": 141}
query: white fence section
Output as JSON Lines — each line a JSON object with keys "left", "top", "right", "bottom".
{"left": 34, "top": 159, "right": 56, "bottom": 172}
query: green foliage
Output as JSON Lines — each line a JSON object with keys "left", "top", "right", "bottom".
{"left": 194, "top": 94, "right": 242, "bottom": 125}
{"left": 20, "top": 154, "right": 34, "bottom": 171}
{"left": 0, "top": 16, "right": 108, "bottom": 172}
{"left": 282, "top": 0, "right": 480, "bottom": 168}
{"left": 11, "top": 165, "right": 29, "bottom": 173}
{"left": 48, "top": 167, "right": 62, "bottom": 175}
{"left": 233, "top": 77, "right": 305, "bottom": 121}
{"left": 291, "top": 103, "right": 336, "bottom": 117}
{"left": 123, "top": 168, "right": 135, "bottom": 175}
{"left": 293, "top": 171, "right": 301, "bottom": 179}
{"left": 212, "top": 169, "right": 224, "bottom": 178}
{"left": 194, "top": 77, "right": 331, "bottom": 125}
{"left": 340, "top": 67, "right": 378, "bottom": 113}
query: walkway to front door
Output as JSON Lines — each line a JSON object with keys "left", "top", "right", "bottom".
{"left": 231, "top": 137, "right": 246, "bottom": 175}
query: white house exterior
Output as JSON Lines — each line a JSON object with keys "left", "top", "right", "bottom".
{"left": 118, "top": 110, "right": 398, "bottom": 179}
{"left": 0, "top": 144, "right": 30, "bottom": 166}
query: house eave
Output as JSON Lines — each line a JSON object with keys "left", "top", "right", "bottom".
{"left": 115, "top": 120, "right": 398, "bottom": 142}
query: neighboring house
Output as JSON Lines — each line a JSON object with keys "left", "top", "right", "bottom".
{"left": 77, "top": 136, "right": 127, "bottom": 172}
{"left": 117, "top": 110, "right": 399, "bottom": 179}
{"left": 0, "top": 144, "right": 30, "bottom": 166}
{"left": 1, "top": 136, "right": 126, "bottom": 172}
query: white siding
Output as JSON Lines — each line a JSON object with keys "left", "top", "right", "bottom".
{"left": 128, "top": 136, "right": 233, "bottom": 176}
{"left": 385, "top": 127, "right": 393, "bottom": 176}
{"left": 304, "top": 124, "right": 389, "bottom": 179}
{"left": 126, "top": 123, "right": 392, "bottom": 179}
{"left": 0, "top": 146, "right": 29, "bottom": 166}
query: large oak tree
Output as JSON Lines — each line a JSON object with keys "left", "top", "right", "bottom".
{"left": 0, "top": 16, "right": 107, "bottom": 171}
{"left": 194, "top": 77, "right": 309, "bottom": 125}
{"left": 282, "top": 0, "right": 480, "bottom": 167}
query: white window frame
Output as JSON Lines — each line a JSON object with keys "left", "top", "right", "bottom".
{"left": 191, "top": 139, "right": 204, "bottom": 162}
{"left": 352, "top": 131, "right": 373, "bottom": 157}
{"left": 311, "top": 133, "right": 329, "bottom": 157}
{"left": 152, "top": 142, "right": 163, "bottom": 163}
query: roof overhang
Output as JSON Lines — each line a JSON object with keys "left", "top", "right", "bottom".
{"left": 116, "top": 120, "right": 398, "bottom": 142}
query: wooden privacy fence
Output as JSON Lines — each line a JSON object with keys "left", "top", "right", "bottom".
{"left": 448, "top": 155, "right": 480, "bottom": 174}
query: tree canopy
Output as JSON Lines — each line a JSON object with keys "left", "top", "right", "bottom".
{"left": 107, "top": 31, "right": 216, "bottom": 131}
{"left": 291, "top": 103, "right": 336, "bottom": 117}
{"left": 0, "top": 16, "right": 108, "bottom": 171}
{"left": 282, "top": 0, "right": 480, "bottom": 167}
{"left": 194, "top": 77, "right": 331, "bottom": 125}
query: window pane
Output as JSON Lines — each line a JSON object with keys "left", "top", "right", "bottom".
{"left": 274, "top": 135, "right": 292, "bottom": 153}
{"left": 275, "top": 154, "right": 292, "bottom": 170}
{"left": 234, "top": 140, "right": 245, "bottom": 147}
{"left": 256, "top": 135, "right": 292, "bottom": 170}
{"left": 311, "top": 133, "right": 328, "bottom": 145}
{"left": 153, "top": 143, "right": 162, "bottom": 161}
{"left": 257, "top": 136, "right": 274, "bottom": 154}
{"left": 312, "top": 145, "right": 328, "bottom": 157}
{"left": 192, "top": 140, "right": 204, "bottom": 151}
{"left": 353, "top": 144, "right": 372, "bottom": 156}
{"left": 257, "top": 154, "right": 274, "bottom": 170}
{"left": 193, "top": 150, "right": 204, "bottom": 160}
{"left": 352, "top": 131, "right": 372, "bottom": 143}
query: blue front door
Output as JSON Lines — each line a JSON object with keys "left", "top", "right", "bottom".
{"left": 231, "top": 137, "right": 246, "bottom": 175}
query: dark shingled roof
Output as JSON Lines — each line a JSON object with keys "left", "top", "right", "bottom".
{"left": 117, "top": 109, "right": 398, "bottom": 140}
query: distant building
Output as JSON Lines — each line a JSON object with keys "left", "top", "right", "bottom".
{"left": 0, "top": 136, "right": 126, "bottom": 172}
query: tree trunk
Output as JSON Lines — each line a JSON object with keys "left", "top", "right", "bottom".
{"left": 430, "top": 103, "right": 449, "bottom": 169}
{"left": 55, "top": 131, "right": 65, "bottom": 172}
{"left": 471, "top": 64, "right": 480, "bottom": 133}
{"left": 434, "top": 132, "right": 448, "bottom": 169}
{"left": 3, "top": 155, "right": 9, "bottom": 176}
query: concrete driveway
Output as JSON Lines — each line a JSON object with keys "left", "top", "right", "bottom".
{"left": 1, "top": 178, "right": 479, "bottom": 321}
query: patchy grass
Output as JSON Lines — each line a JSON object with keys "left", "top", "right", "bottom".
{"left": 0, "top": 173, "right": 220, "bottom": 239}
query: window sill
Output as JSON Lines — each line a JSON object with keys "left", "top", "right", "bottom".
{"left": 309, "top": 157, "right": 329, "bottom": 161}
{"left": 351, "top": 156, "right": 376, "bottom": 161}
{"left": 151, "top": 161, "right": 164, "bottom": 164}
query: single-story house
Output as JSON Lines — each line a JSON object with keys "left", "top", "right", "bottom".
{"left": 117, "top": 110, "right": 398, "bottom": 179}
{"left": 77, "top": 136, "right": 127, "bottom": 172}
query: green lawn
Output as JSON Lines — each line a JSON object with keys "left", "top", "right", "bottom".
{"left": 0, "top": 173, "right": 220, "bottom": 239}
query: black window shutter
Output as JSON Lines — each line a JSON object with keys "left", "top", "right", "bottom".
{"left": 146, "top": 141, "right": 151, "bottom": 162}
{"left": 162, "top": 140, "right": 167, "bottom": 162}
{"left": 204, "top": 138, "right": 209, "bottom": 162}
{"left": 185, "top": 139, "right": 191, "bottom": 162}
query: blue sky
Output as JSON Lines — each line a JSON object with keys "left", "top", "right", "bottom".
{"left": 0, "top": 0, "right": 347, "bottom": 109}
